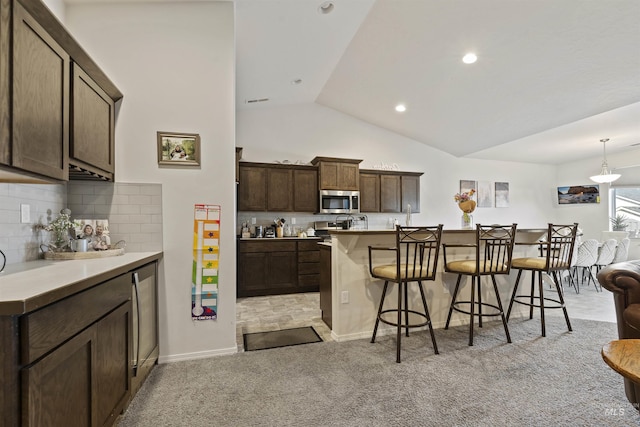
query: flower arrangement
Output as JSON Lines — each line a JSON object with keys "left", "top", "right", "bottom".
{"left": 455, "top": 189, "right": 476, "bottom": 210}
{"left": 454, "top": 189, "right": 476, "bottom": 226}
{"left": 37, "top": 209, "right": 79, "bottom": 251}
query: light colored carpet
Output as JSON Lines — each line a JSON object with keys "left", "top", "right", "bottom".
{"left": 118, "top": 318, "right": 640, "bottom": 426}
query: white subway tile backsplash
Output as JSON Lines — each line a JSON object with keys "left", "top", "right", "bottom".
{"left": 0, "top": 182, "right": 163, "bottom": 265}
{"left": 116, "top": 185, "right": 141, "bottom": 195}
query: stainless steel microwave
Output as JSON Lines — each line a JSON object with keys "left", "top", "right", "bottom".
{"left": 319, "top": 190, "right": 360, "bottom": 214}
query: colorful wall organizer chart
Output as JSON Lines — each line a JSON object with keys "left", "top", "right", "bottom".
{"left": 192, "top": 204, "right": 220, "bottom": 320}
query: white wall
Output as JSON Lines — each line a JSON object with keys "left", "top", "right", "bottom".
{"left": 43, "top": 0, "right": 66, "bottom": 22}
{"left": 556, "top": 147, "right": 640, "bottom": 240}
{"left": 238, "top": 103, "right": 560, "bottom": 229}
{"left": 66, "top": 1, "right": 237, "bottom": 361}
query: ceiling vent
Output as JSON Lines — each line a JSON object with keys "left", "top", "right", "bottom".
{"left": 245, "top": 98, "right": 270, "bottom": 104}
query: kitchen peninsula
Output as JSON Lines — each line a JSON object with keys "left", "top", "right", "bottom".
{"left": 323, "top": 228, "right": 548, "bottom": 342}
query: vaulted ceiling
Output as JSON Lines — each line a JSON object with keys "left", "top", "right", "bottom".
{"left": 236, "top": 0, "right": 640, "bottom": 165}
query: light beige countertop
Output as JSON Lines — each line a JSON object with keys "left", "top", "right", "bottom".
{"left": 0, "top": 251, "right": 162, "bottom": 315}
{"left": 238, "top": 236, "right": 321, "bottom": 241}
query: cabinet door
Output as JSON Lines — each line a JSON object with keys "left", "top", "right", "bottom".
{"left": 238, "top": 165, "right": 267, "bottom": 211}
{"left": 71, "top": 64, "right": 115, "bottom": 180}
{"left": 237, "top": 251, "right": 269, "bottom": 297}
{"left": 359, "top": 173, "right": 380, "bottom": 212}
{"left": 293, "top": 168, "right": 318, "bottom": 212}
{"left": 267, "top": 251, "right": 297, "bottom": 289}
{"left": 380, "top": 174, "right": 401, "bottom": 213}
{"left": 401, "top": 175, "right": 420, "bottom": 213}
{"left": 22, "top": 325, "right": 97, "bottom": 427}
{"left": 339, "top": 163, "right": 359, "bottom": 190}
{"left": 96, "top": 303, "right": 131, "bottom": 427}
{"left": 319, "top": 161, "right": 340, "bottom": 190}
{"left": 0, "top": 0, "right": 9, "bottom": 166}
{"left": 12, "top": 1, "right": 69, "bottom": 180}
{"left": 267, "top": 168, "right": 293, "bottom": 211}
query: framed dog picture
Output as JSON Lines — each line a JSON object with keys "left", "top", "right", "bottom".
{"left": 157, "top": 131, "right": 201, "bottom": 166}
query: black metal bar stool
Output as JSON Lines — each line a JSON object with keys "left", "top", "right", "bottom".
{"left": 368, "top": 225, "right": 443, "bottom": 363}
{"left": 506, "top": 223, "right": 578, "bottom": 337}
{"left": 443, "top": 224, "right": 517, "bottom": 346}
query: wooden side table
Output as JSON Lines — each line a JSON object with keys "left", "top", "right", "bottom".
{"left": 602, "top": 339, "right": 640, "bottom": 384}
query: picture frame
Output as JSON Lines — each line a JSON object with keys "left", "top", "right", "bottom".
{"left": 157, "top": 131, "right": 201, "bottom": 166}
{"left": 477, "top": 180, "right": 493, "bottom": 208}
{"left": 495, "top": 182, "right": 510, "bottom": 207}
{"left": 557, "top": 184, "right": 600, "bottom": 204}
{"left": 459, "top": 180, "right": 477, "bottom": 197}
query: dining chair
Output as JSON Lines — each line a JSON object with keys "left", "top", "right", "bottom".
{"left": 368, "top": 224, "right": 443, "bottom": 363}
{"left": 592, "top": 239, "right": 618, "bottom": 291}
{"left": 443, "top": 224, "right": 517, "bottom": 346}
{"left": 573, "top": 238, "right": 599, "bottom": 290}
{"left": 612, "top": 238, "right": 631, "bottom": 264}
{"left": 506, "top": 223, "right": 578, "bottom": 337}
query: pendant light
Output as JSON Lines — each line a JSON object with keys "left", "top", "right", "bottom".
{"left": 589, "top": 138, "right": 621, "bottom": 184}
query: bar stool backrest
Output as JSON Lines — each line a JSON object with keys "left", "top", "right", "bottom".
{"left": 394, "top": 225, "right": 443, "bottom": 281}
{"left": 542, "top": 223, "right": 579, "bottom": 271}
{"left": 474, "top": 224, "right": 518, "bottom": 275}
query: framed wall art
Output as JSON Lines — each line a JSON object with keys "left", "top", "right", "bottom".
{"left": 477, "top": 180, "right": 493, "bottom": 208}
{"left": 157, "top": 131, "right": 201, "bottom": 166}
{"left": 557, "top": 184, "right": 600, "bottom": 204}
{"left": 459, "top": 180, "right": 477, "bottom": 197}
{"left": 495, "top": 182, "right": 510, "bottom": 207}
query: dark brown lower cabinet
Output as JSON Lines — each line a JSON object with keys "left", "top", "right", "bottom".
{"left": 23, "top": 325, "right": 96, "bottom": 426}
{"left": 237, "top": 239, "right": 321, "bottom": 297}
{"left": 23, "top": 302, "right": 130, "bottom": 427}
{"left": 0, "top": 257, "right": 161, "bottom": 427}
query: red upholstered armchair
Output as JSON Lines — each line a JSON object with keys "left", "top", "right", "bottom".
{"left": 597, "top": 260, "right": 640, "bottom": 408}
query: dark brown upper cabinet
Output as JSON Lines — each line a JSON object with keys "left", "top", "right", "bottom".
{"left": 359, "top": 169, "right": 422, "bottom": 213}
{"left": 238, "top": 164, "right": 267, "bottom": 211}
{"left": 267, "top": 167, "right": 293, "bottom": 211}
{"left": 70, "top": 64, "right": 115, "bottom": 181}
{"left": 9, "top": 1, "right": 69, "bottom": 181}
{"left": 311, "top": 156, "right": 361, "bottom": 191}
{"left": 359, "top": 172, "right": 381, "bottom": 212}
{"left": 237, "top": 162, "right": 318, "bottom": 212}
{"left": 401, "top": 173, "right": 421, "bottom": 213}
{"left": 0, "top": 0, "right": 122, "bottom": 182}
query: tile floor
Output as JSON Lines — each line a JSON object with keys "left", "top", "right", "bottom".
{"left": 235, "top": 275, "right": 618, "bottom": 352}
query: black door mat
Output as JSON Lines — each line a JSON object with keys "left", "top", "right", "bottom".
{"left": 243, "top": 326, "right": 322, "bottom": 351}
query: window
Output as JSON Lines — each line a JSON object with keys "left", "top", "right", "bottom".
{"left": 611, "top": 187, "right": 640, "bottom": 236}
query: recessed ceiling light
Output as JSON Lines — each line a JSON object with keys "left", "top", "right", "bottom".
{"left": 395, "top": 104, "right": 406, "bottom": 113}
{"left": 318, "top": 1, "right": 334, "bottom": 14}
{"left": 462, "top": 53, "right": 478, "bottom": 64}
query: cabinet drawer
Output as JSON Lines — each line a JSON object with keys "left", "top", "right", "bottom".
{"left": 298, "top": 240, "right": 320, "bottom": 251}
{"left": 21, "top": 273, "right": 131, "bottom": 364}
{"left": 298, "top": 274, "right": 320, "bottom": 286}
{"left": 298, "top": 251, "right": 320, "bottom": 263}
{"left": 240, "top": 241, "right": 296, "bottom": 253}
{"left": 299, "top": 262, "right": 319, "bottom": 275}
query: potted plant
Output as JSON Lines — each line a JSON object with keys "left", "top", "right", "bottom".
{"left": 610, "top": 214, "right": 629, "bottom": 231}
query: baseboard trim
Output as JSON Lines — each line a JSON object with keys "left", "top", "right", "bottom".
{"left": 159, "top": 346, "right": 237, "bottom": 363}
